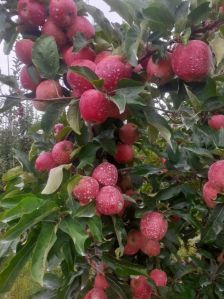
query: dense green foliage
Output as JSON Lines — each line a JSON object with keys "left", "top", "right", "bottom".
{"left": 1, "top": 0, "right": 224, "bottom": 298}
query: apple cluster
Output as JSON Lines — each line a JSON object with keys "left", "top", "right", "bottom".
{"left": 85, "top": 268, "right": 167, "bottom": 299}
{"left": 123, "top": 211, "right": 168, "bottom": 258}
{"left": 35, "top": 129, "right": 73, "bottom": 172}
{"left": 15, "top": 1, "right": 217, "bottom": 298}
{"left": 202, "top": 115, "right": 224, "bottom": 208}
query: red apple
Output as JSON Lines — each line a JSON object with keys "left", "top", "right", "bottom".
{"left": 114, "top": 144, "right": 134, "bottom": 164}
{"left": 52, "top": 140, "right": 73, "bottom": 165}
{"left": 42, "top": 19, "right": 67, "bottom": 48}
{"left": 147, "top": 53, "right": 174, "bottom": 85}
{"left": 95, "top": 55, "right": 132, "bottom": 93}
{"left": 62, "top": 46, "right": 96, "bottom": 65}
{"left": 20, "top": 66, "right": 40, "bottom": 91}
{"left": 67, "top": 16, "right": 95, "bottom": 40}
{"left": 95, "top": 51, "right": 111, "bottom": 64}
{"left": 119, "top": 123, "right": 139, "bottom": 145}
{"left": 79, "top": 89, "right": 110, "bottom": 123}
{"left": 33, "top": 80, "right": 63, "bottom": 111}
{"left": 49, "top": 0, "right": 77, "bottom": 28}
{"left": 67, "top": 59, "right": 96, "bottom": 98}
{"left": 15, "top": 39, "right": 34, "bottom": 65}
{"left": 171, "top": 40, "right": 213, "bottom": 82}
{"left": 17, "top": 0, "right": 47, "bottom": 26}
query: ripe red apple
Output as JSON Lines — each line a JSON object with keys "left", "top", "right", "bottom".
{"left": 126, "top": 230, "right": 142, "bottom": 250}
{"left": 33, "top": 80, "right": 63, "bottom": 111}
{"left": 42, "top": 19, "right": 67, "bottom": 48}
{"left": 35, "top": 151, "right": 58, "bottom": 172}
{"left": 141, "top": 239, "right": 161, "bottom": 257}
{"left": 92, "top": 162, "right": 118, "bottom": 186}
{"left": 49, "top": 0, "right": 77, "bottom": 28}
{"left": 208, "top": 115, "right": 224, "bottom": 130}
{"left": 17, "top": 0, "right": 47, "bottom": 26}
{"left": 202, "top": 181, "right": 218, "bottom": 208}
{"left": 84, "top": 288, "right": 107, "bottom": 299}
{"left": 67, "top": 59, "right": 96, "bottom": 98}
{"left": 96, "top": 186, "right": 124, "bottom": 215}
{"left": 147, "top": 53, "right": 174, "bottom": 85}
{"left": 62, "top": 46, "right": 96, "bottom": 65}
{"left": 140, "top": 211, "right": 168, "bottom": 241}
{"left": 150, "top": 269, "right": 167, "bottom": 287}
{"left": 72, "top": 176, "right": 99, "bottom": 206}
{"left": 67, "top": 16, "right": 95, "bottom": 40}
{"left": 79, "top": 89, "right": 111, "bottom": 123}
{"left": 114, "top": 144, "right": 134, "bottom": 164}
{"left": 52, "top": 140, "right": 73, "bottom": 165}
{"left": 131, "top": 276, "right": 152, "bottom": 299}
{"left": 94, "top": 274, "right": 109, "bottom": 290}
{"left": 171, "top": 40, "right": 213, "bottom": 82}
{"left": 95, "top": 55, "right": 132, "bottom": 93}
{"left": 95, "top": 51, "right": 111, "bottom": 64}
{"left": 20, "top": 66, "right": 40, "bottom": 91}
{"left": 15, "top": 39, "right": 34, "bottom": 65}
{"left": 208, "top": 160, "right": 224, "bottom": 191}
{"left": 119, "top": 123, "right": 139, "bottom": 145}
{"left": 124, "top": 244, "right": 139, "bottom": 255}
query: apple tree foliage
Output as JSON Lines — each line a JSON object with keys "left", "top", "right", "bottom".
{"left": 1, "top": 0, "right": 224, "bottom": 298}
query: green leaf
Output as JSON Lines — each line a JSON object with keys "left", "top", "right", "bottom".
{"left": 67, "top": 175, "right": 82, "bottom": 197}
{"left": 0, "top": 97, "right": 20, "bottom": 113}
{"left": 0, "top": 74, "right": 18, "bottom": 89}
{"left": 110, "top": 84, "right": 145, "bottom": 113}
{"left": 202, "top": 204, "right": 224, "bottom": 243}
{"left": 103, "top": 0, "right": 134, "bottom": 24}
{"left": 153, "top": 185, "right": 183, "bottom": 201}
{"left": 78, "top": 142, "right": 100, "bottom": 169}
{"left": 43, "top": 273, "right": 60, "bottom": 290}
{"left": 84, "top": 4, "right": 121, "bottom": 43}
{"left": 2, "top": 166, "right": 23, "bottom": 183}
{"left": 59, "top": 216, "right": 87, "bottom": 256}
{"left": 185, "top": 85, "right": 202, "bottom": 111}
{"left": 0, "top": 195, "right": 44, "bottom": 223}
{"left": 13, "top": 149, "right": 34, "bottom": 173}
{"left": 188, "top": 2, "right": 210, "bottom": 24}
{"left": 73, "top": 32, "right": 89, "bottom": 52}
{"left": 41, "top": 102, "right": 68, "bottom": 133}
{"left": 127, "top": 164, "right": 161, "bottom": 176}
{"left": 144, "top": 109, "right": 173, "bottom": 147}
{"left": 112, "top": 216, "right": 127, "bottom": 256}
{"left": 0, "top": 232, "right": 36, "bottom": 293}
{"left": 210, "top": 34, "right": 224, "bottom": 66}
{"left": 143, "top": 3, "right": 174, "bottom": 31}
{"left": 31, "top": 223, "right": 58, "bottom": 286}
{"left": 102, "top": 254, "right": 148, "bottom": 277}
{"left": 32, "top": 36, "right": 60, "bottom": 79}
{"left": 30, "top": 289, "right": 57, "bottom": 299}
{"left": 124, "top": 23, "right": 146, "bottom": 66}
{"left": 67, "top": 101, "right": 82, "bottom": 135}
{"left": 42, "top": 164, "right": 72, "bottom": 195}
{"left": 73, "top": 202, "right": 96, "bottom": 218}
{"left": 3, "top": 26, "right": 18, "bottom": 55}
{"left": 184, "top": 146, "right": 213, "bottom": 159}
{"left": 107, "top": 275, "right": 129, "bottom": 299}
{"left": 3, "top": 201, "right": 58, "bottom": 241}
{"left": 69, "top": 66, "right": 99, "bottom": 82}
{"left": 27, "top": 65, "right": 41, "bottom": 85}
{"left": 87, "top": 216, "right": 103, "bottom": 242}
